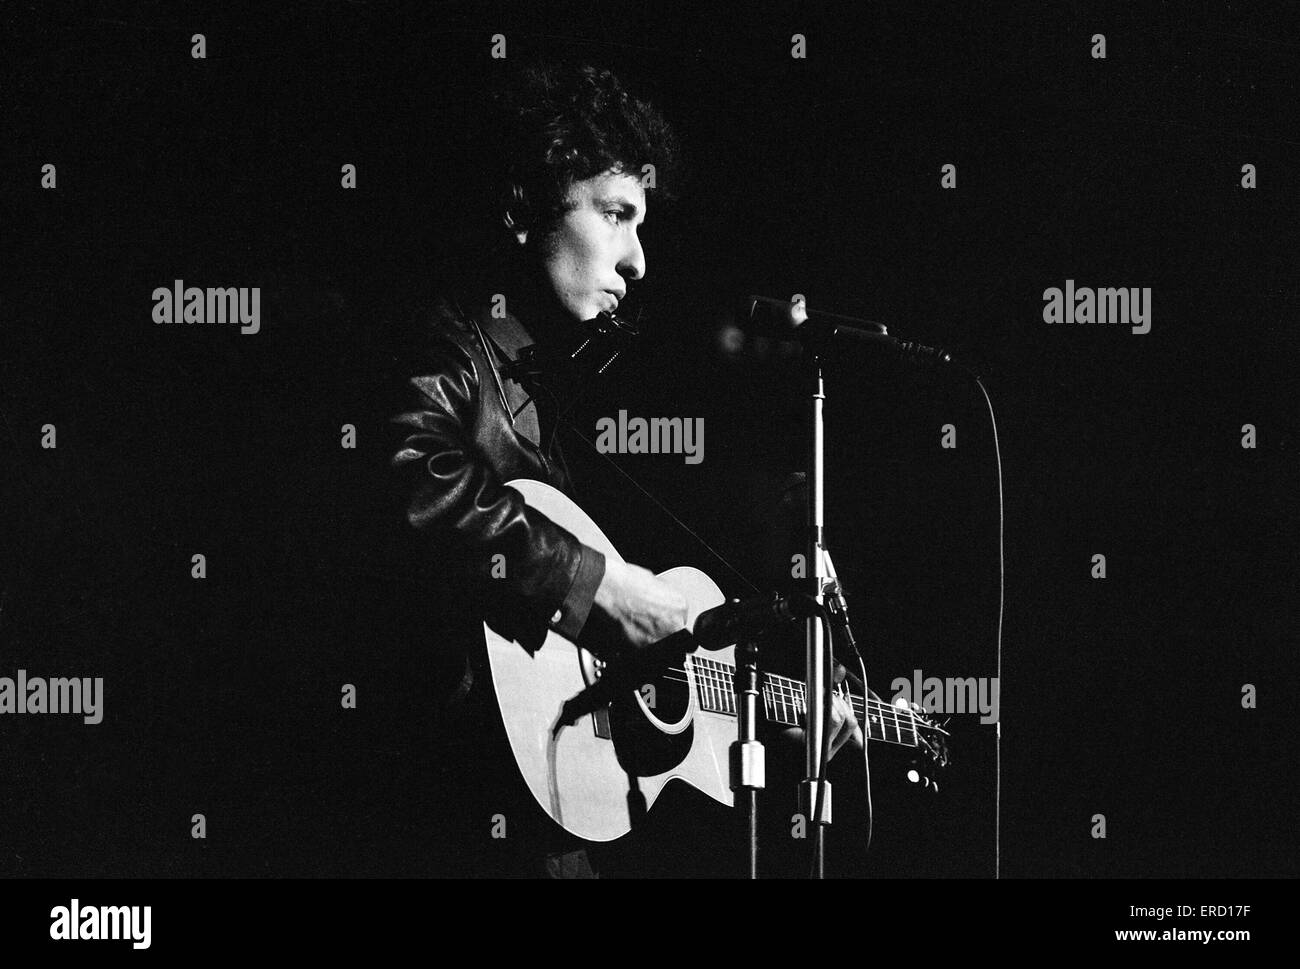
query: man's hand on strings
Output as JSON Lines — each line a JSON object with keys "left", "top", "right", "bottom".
{"left": 827, "top": 690, "right": 864, "bottom": 759}
{"left": 773, "top": 688, "right": 863, "bottom": 764}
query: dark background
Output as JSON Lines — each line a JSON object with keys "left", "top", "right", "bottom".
{"left": 2, "top": 1, "right": 1294, "bottom": 878}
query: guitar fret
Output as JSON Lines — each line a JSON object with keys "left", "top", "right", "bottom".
{"left": 684, "top": 657, "right": 926, "bottom": 750}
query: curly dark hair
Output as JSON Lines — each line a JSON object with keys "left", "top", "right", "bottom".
{"left": 486, "top": 61, "right": 682, "bottom": 234}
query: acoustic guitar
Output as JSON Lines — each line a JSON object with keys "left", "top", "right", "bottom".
{"left": 485, "top": 478, "right": 949, "bottom": 842}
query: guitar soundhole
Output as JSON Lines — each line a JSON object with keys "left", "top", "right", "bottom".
{"left": 609, "top": 670, "right": 694, "bottom": 776}
{"left": 638, "top": 670, "right": 690, "bottom": 724}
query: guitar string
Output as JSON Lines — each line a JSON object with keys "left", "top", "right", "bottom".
{"left": 645, "top": 668, "right": 922, "bottom": 737}
{"left": 614, "top": 652, "right": 924, "bottom": 727}
{"left": 675, "top": 662, "right": 919, "bottom": 724}
{"left": 650, "top": 679, "right": 903, "bottom": 728}
{"left": 673, "top": 669, "right": 914, "bottom": 724}
{"left": 684, "top": 675, "right": 919, "bottom": 735}
{"left": 638, "top": 673, "right": 920, "bottom": 744}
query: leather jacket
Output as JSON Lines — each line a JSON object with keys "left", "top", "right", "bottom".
{"left": 388, "top": 296, "right": 607, "bottom": 706}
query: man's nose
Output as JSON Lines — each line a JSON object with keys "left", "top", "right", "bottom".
{"left": 618, "top": 231, "right": 646, "bottom": 281}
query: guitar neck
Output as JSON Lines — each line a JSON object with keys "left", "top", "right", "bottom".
{"left": 687, "top": 655, "right": 921, "bottom": 749}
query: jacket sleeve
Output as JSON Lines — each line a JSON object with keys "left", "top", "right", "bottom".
{"left": 389, "top": 334, "right": 605, "bottom": 643}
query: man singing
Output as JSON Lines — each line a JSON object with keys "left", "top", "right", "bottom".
{"left": 387, "top": 62, "right": 859, "bottom": 877}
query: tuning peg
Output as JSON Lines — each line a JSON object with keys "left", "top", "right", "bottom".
{"left": 906, "top": 769, "right": 941, "bottom": 792}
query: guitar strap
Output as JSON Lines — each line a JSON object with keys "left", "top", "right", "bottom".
{"left": 557, "top": 416, "right": 764, "bottom": 597}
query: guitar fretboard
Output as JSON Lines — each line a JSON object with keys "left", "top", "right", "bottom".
{"left": 686, "top": 655, "right": 920, "bottom": 748}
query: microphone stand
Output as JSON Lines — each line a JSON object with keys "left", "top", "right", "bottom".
{"left": 799, "top": 358, "right": 833, "bottom": 878}
{"left": 729, "top": 636, "right": 764, "bottom": 879}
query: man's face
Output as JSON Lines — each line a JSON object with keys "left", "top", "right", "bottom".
{"left": 530, "top": 169, "right": 647, "bottom": 323}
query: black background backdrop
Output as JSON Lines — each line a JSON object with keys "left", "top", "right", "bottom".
{"left": 3, "top": 1, "right": 1294, "bottom": 878}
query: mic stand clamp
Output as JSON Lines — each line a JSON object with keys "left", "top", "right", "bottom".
{"left": 729, "top": 637, "right": 765, "bottom": 879}
{"left": 820, "top": 572, "right": 859, "bottom": 656}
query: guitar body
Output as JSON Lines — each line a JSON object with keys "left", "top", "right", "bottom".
{"left": 485, "top": 478, "right": 735, "bottom": 843}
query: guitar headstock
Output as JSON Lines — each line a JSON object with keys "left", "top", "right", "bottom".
{"left": 907, "top": 702, "right": 951, "bottom": 791}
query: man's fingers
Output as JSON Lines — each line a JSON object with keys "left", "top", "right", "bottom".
{"left": 828, "top": 694, "right": 859, "bottom": 758}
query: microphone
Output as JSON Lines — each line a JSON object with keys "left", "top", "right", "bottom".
{"left": 741, "top": 295, "right": 952, "bottom": 365}
{"left": 692, "top": 592, "right": 820, "bottom": 651}
{"left": 556, "top": 629, "right": 694, "bottom": 730}
{"left": 555, "top": 593, "right": 820, "bottom": 729}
